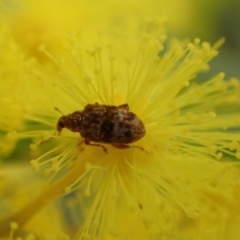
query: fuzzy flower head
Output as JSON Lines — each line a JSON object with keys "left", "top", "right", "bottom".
{"left": 0, "top": 21, "right": 30, "bottom": 156}
{"left": 2, "top": 17, "right": 240, "bottom": 239}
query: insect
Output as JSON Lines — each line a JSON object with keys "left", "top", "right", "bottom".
{"left": 56, "top": 103, "right": 146, "bottom": 153}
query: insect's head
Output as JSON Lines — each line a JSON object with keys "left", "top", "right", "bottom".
{"left": 56, "top": 116, "right": 67, "bottom": 134}
{"left": 56, "top": 111, "right": 83, "bottom": 135}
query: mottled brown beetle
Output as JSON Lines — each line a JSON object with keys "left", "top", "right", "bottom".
{"left": 56, "top": 103, "right": 145, "bottom": 153}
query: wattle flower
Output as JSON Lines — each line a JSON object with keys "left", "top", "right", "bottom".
{"left": 1, "top": 16, "right": 240, "bottom": 240}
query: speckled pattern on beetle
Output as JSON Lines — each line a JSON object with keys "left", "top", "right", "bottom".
{"left": 56, "top": 103, "right": 146, "bottom": 153}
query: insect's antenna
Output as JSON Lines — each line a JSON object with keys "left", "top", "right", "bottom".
{"left": 54, "top": 107, "right": 65, "bottom": 115}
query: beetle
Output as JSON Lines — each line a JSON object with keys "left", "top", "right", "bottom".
{"left": 56, "top": 103, "right": 145, "bottom": 153}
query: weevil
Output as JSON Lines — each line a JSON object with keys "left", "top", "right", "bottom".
{"left": 56, "top": 103, "right": 145, "bottom": 153}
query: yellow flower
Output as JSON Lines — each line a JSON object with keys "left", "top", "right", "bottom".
{"left": 0, "top": 165, "right": 65, "bottom": 238}
{"left": 2, "top": 0, "right": 190, "bottom": 64}
{"left": 0, "top": 22, "right": 27, "bottom": 156}
{"left": 1, "top": 16, "right": 240, "bottom": 239}
{"left": 2, "top": 0, "right": 95, "bottom": 64}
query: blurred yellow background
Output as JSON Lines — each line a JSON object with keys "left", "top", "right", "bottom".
{"left": 1, "top": 0, "right": 240, "bottom": 78}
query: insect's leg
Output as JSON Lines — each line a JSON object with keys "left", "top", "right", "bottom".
{"left": 112, "top": 143, "right": 145, "bottom": 152}
{"left": 39, "top": 139, "right": 47, "bottom": 145}
{"left": 84, "top": 139, "right": 108, "bottom": 153}
{"left": 118, "top": 104, "right": 129, "bottom": 110}
{"left": 76, "top": 139, "right": 85, "bottom": 152}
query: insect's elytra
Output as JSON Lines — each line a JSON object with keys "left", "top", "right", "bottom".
{"left": 56, "top": 103, "right": 146, "bottom": 153}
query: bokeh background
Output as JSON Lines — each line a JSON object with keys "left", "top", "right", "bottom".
{"left": 1, "top": 0, "right": 240, "bottom": 80}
